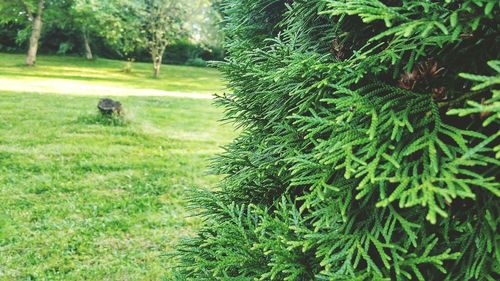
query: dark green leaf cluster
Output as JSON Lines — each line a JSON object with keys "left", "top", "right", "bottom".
{"left": 176, "top": 0, "right": 500, "bottom": 280}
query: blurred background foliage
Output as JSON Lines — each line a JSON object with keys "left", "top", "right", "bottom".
{"left": 0, "top": 0, "right": 224, "bottom": 65}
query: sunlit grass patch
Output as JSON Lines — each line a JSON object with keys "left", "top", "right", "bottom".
{"left": 0, "top": 53, "right": 226, "bottom": 94}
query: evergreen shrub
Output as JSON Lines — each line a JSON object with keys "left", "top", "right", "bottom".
{"left": 177, "top": 0, "right": 499, "bottom": 280}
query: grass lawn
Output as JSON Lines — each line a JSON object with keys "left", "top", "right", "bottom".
{"left": 0, "top": 53, "right": 235, "bottom": 280}
{"left": 0, "top": 53, "right": 225, "bottom": 94}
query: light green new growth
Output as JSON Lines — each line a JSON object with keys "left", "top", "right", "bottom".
{"left": 176, "top": 1, "right": 499, "bottom": 280}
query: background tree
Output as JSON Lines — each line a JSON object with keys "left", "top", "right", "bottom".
{"left": 139, "top": 0, "right": 187, "bottom": 78}
{"left": 21, "top": 0, "right": 45, "bottom": 66}
{"left": 0, "top": 0, "right": 78, "bottom": 64}
{"left": 23, "top": 0, "right": 45, "bottom": 65}
{"left": 176, "top": 0, "right": 499, "bottom": 280}
{"left": 1, "top": 0, "right": 223, "bottom": 65}
{"left": 185, "top": 0, "right": 223, "bottom": 48}
{"left": 68, "top": 0, "right": 143, "bottom": 60}
{"left": 68, "top": 0, "right": 97, "bottom": 59}
{"left": 0, "top": 0, "right": 47, "bottom": 65}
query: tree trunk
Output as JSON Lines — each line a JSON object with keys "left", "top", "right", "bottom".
{"left": 83, "top": 32, "right": 93, "bottom": 60}
{"left": 26, "top": 0, "right": 45, "bottom": 66}
{"left": 152, "top": 50, "right": 163, "bottom": 79}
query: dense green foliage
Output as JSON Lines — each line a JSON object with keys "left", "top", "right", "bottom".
{"left": 176, "top": 0, "right": 499, "bottom": 280}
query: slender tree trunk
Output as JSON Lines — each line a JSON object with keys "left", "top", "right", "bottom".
{"left": 153, "top": 56, "right": 162, "bottom": 78}
{"left": 83, "top": 32, "right": 93, "bottom": 60}
{"left": 26, "top": 0, "right": 45, "bottom": 66}
{"left": 152, "top": 49, "right": 164, "bottom": 79}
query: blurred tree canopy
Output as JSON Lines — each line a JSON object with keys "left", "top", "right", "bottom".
{"left": 0, "top": 0, "right": 224, "bottom": 66}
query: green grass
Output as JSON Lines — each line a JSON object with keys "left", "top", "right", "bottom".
{"left": 0, "top": 53, "right": 225, "bottom": 94}
{"left": 0, "top": 53, "right": 235, "bottom": 280}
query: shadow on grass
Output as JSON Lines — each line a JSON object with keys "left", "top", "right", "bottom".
{"left": 76, "top": 113, "right": 130, "bottom": 127}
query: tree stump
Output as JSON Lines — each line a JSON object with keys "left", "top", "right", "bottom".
{"left": 98, "top": 98, "right": 123, "bottom": 116}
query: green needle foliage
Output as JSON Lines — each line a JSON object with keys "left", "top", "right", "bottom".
{"left": 176, "top": 0, "right": 499, "bottom": 280}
